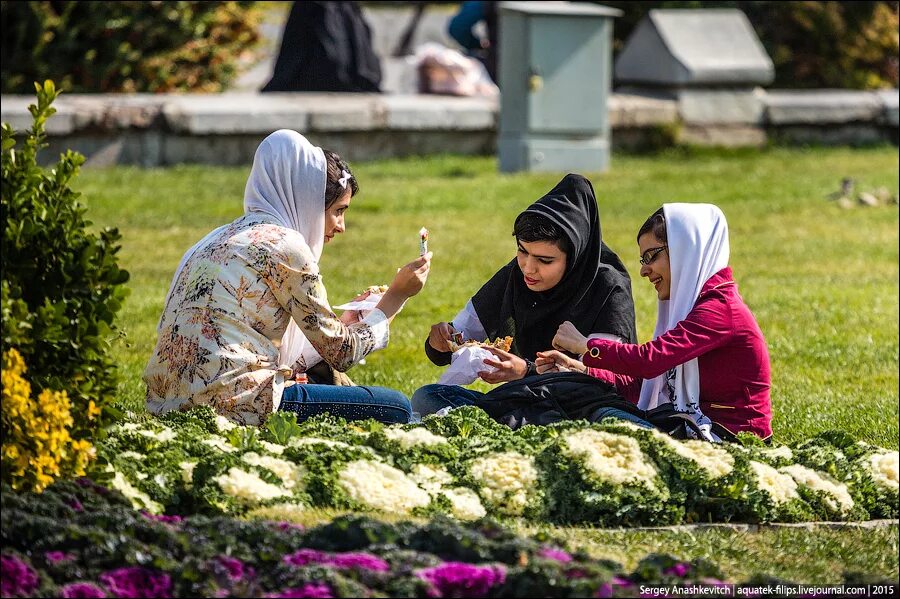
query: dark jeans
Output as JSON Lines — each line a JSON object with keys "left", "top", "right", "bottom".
{"left": 412, "top": 383, "right": 654, "bottom": 428}
{"left": 279, "top": 384, "right": 412, "bottom": 424}
{"left": 589, "top": 406, "right": 654, "bottom": 429}
{"left": 410, "top": 384, "right": 484, "bottom": 415}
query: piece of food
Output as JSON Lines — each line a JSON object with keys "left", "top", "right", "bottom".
{"left": 419, "top": 227, "right": 429, "bottom": 255}
{"left": 365, "top": 284, "right": 389, "bottom": 295}
{"left": 448, "top": 335, "right": 513, "bottom": 353}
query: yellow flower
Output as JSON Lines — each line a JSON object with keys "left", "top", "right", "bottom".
{"left": 1, "top": 349, "right": 95, "bottom": 493}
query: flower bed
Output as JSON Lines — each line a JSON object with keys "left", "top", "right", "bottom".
{"left": 90, "top": 407, "right": 898, "bottom": 526}
{"left": 2, "top": 479, "right": 888, "bottom": 598}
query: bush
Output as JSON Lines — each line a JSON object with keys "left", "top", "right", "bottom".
{"left": 1, "top": 1, "right": 262, "bottom": 93}
{"left": 1, "top": 80, "right": 129, "bottom": 441}
{"left": 604, "top": 1, "right": 899, "bottom": 90}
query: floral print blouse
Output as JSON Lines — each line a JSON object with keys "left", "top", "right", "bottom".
{"left": 144, "top": 213, "right": 389, "bottom": 425}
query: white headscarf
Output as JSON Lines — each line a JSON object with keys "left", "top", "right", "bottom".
{"left": 243, "top": 130, "right": 328, "bottom": 375}
{"left": 637, "top": 203, "right": 730, "bottom": 442}
{"left": 161, "top": 130, "right": 328, "bottom": 379}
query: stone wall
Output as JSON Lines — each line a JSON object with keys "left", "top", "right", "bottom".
{"left": 1, "top": 89, "right": 896, "bottom": 167}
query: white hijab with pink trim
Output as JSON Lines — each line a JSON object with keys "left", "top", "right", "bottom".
{"left": 637, "top": 203, "right": 730, "bottom": 442}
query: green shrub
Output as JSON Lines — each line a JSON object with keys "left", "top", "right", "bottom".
{"left": 605, "top": 1, "right": 899, "bottom": 90}
{"left": 1, "top": 1, "right": 262, "bottom": 93}
{"left": 1, "top": 80, "right": 129, "bottom": 438}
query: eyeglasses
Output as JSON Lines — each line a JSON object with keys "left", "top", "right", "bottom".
{"left": 639, "top": 245, "right": 667, "bottom": 266}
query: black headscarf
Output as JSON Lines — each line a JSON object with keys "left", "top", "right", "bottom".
{"left": 470, "top": 174, "right": 636, "bottom": 361}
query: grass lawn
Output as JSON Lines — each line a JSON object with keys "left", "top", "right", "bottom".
{"left": 72, "top": 146, "right": 899, "bottom": 582}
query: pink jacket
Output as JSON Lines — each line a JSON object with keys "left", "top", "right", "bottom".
{"left": 584, "top": 267, "right": 772, "bottom": 439}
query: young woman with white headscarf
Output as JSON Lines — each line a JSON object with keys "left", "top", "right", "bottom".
{"left": 538, "top": 204, "right": 772, "bottom": 442}
{"left": 144, "top": 130, "right": 431, "bottom": 426}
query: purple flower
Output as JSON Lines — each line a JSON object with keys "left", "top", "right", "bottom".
{"left": 596, "top": 582, "right": 614, "bottom": 598}
{"left": 216, "top": 556, "right": 253, "bottom": 581}
{"left": 417, "top": 562, "right": 507, "bottom": 598}
{"left": 140, "top": 512, "right": 184, "bottom": 525}
{"left": 67, "top": 499, "right": 85, "bottom": 513}
{"left": 283, "top": 549, "right": 329, "bottom": 567}
{"left": 282, "top": 549, "right": 389, "bottom": 572}
{"left": 537, "top": 547, "right": 573, "bottom": 563}
{"left": 99, "top": 567, "right": 172, "bottom": 598}
{"left": 327, "top": 552, "right": 390, "bottom": 572}
{"left": 663, "top": 562, "right": 691, "bottom": 578}
{"left": 1, "top": 554, "right": 40, "bottom": 597}
{"left": 565, "top": 568, "right": 589, "bottom": 580}
{"left": 274, "top": 521, "right": 305, "bottom": 532}
{"left": 59, "top": 582, "right": 108, "bottom": 598}
{"left": 264, "top": 583, "right": 333, "bottom": 598}
{"left": 45, "top": 551, "right": 75, "bottom": 565}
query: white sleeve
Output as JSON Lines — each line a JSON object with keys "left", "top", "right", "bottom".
{"left": 449, "top": 300, "right": 488, "bottom": 342}
{"left": 587, "top": 332, "right": 625, "bottom": 343}
{"left": 361, "top": 308, "right": 390, "bottom": 352}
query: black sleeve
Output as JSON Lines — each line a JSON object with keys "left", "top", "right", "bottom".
{"left": 593, "top": 284, "right": 638, "bottom": 344}
{"left": 424, "top": 336, "right": 453, "bottom": 366}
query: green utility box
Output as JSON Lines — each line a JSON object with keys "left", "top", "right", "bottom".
{"left": 498, "top": 1, "right": 621, "bottom": 173}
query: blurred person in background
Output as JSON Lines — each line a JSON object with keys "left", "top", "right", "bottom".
{"left": 262, "top": 1, "right": 382, "bottom": 92}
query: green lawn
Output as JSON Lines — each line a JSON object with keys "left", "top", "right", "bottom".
{"left": 75, "top": 146, "right": 899, "bottom": 448}
{"left": 71, "top": 147, "right": 899, "bottom": 582}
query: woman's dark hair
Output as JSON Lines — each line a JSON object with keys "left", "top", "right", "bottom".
{"left": 323, "top": 149, "right": 359, "bottom": 208}
{"left": 513, "top": 212, "right": 571, "bottom": 255}
{"left": 637, "top": 208, "right": 667, "bottom": 243}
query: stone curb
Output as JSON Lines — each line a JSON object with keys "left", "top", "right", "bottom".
{"left": 591, "top": 519, "right": 898, "bottom": 534}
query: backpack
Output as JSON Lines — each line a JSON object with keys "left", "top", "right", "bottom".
{"left": 474, "top": 371, "right": 718, "bottom": 440}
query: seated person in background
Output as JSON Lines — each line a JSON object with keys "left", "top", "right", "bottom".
{"left": 412, "top": 174, "right": 637, "bottom": 415}
{"left": 538, "top": 204, "right": 772, "bottom": 442}
{"left": 144, "top": 130, "right": 431, "bottom": 426}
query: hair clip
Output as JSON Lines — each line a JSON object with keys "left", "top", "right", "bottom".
{"left": 337, "top": 169, "right": 351, "bottom": 189}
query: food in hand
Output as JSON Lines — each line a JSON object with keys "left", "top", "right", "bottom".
{"left": 419, "top": 227, "right": 429, "bottom": 255}
{"left": 448, "top": 335, "right": 513, "bottom": 353}
{"left": 365, "top": 284, "right": 389, "bottom": 295}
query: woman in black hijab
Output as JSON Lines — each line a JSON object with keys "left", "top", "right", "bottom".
{"left": 413, "top": 173, "right": 636, "bottom": 415}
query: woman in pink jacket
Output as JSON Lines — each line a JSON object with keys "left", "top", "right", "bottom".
{"left": 537, "top": 204, "right": 772, "bottom": 442}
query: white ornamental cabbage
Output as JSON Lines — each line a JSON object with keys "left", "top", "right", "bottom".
{"left": 651, "top": 430, "right": 734, "bottom": 479}
{"left": 339, "top": 460, "right": 431, "bottom": 514}
{"left": 180, "top": 461, "right": 197, "bottom": 488}
{"left": 109, "top": 470, "right": 163, "bottom": 514}
{"left": 202, "top": 435, "right": 238, "bottom": 453}
{"left": 383, "top": 427, "right": 449, "bottom": 449}
{"left": 409, "top": 463, "right": 454, "bottom": 494}
{"left": 750, "top": 460, "right": 799, "bottom": 505}
{"left": 562, "top": 430, "right": 658, "bottom": 488}
{"left": 758, "top": 445, "right": 794, "bottom": 462}
{"left": 259, "top": 440, "right": 286, "bottom": 455}
{"left": 442, "top": 487, "right": 487, "bottom": 521}
{"left": 215, "top": 467, "right": 292, "bottom": 502}
{"left": 469, "top": 451, "right": 538, "bottom": 516}
{"left": 779, "top": 464, "right": 854, "bottom": 514}
{"left": 867, "top": 451, "right": 899, "bottom": 493}
{"left": 241, "top": 452, "right": 306, "bottom": 490}
{"left": 215, "top": 415, "right": 238, "bottom": 432}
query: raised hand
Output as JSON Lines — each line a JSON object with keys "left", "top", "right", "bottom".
{"left": 552, "top": 320, "right": 589, "bottom": 355}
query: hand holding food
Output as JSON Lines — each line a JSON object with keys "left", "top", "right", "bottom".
{"left": 478, "top": 345, "right": 528, "bottom": 383}
{"left": 428, "top": 321, "right": 458, "bottom": 353}
{"left": 535, "top": 350, "right": 586, "bottom": 374}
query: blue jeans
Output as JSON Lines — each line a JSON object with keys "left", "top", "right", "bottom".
{"left": 279, "top": 384, "right": 412, "bottom": 424}
{"left": 411, "top": 384, "right": 484, "bottom": 416}
{"left": 589, "top": 406, "right": 654, "bottom": 429}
